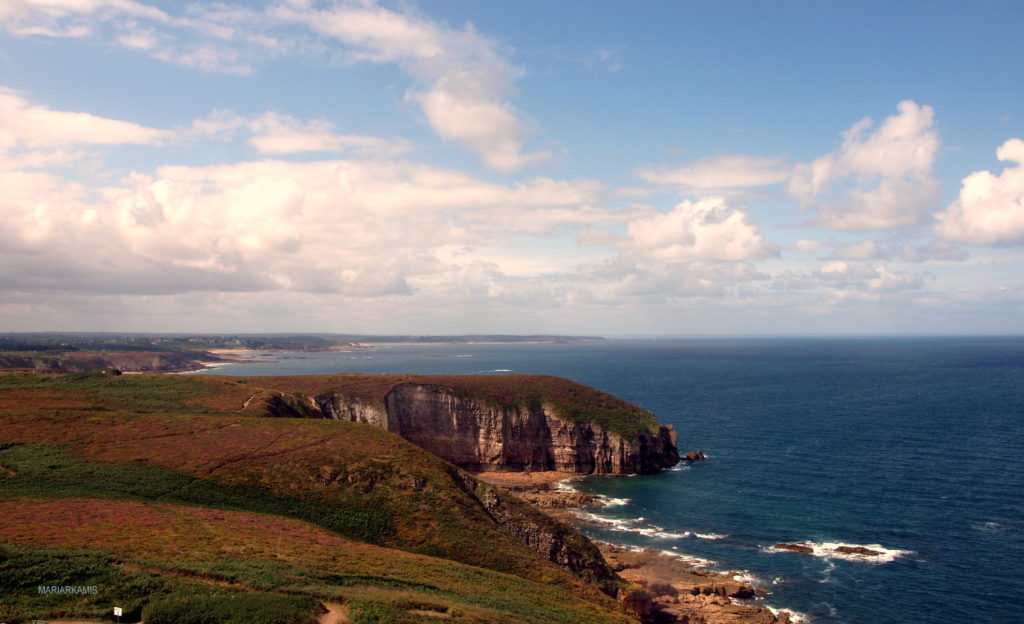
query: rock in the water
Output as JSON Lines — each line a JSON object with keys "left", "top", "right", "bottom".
{"left": 685, "top": 449, "right": 706, "bottom": 461}
{"left": 835, "top": 545, "right": 883, "bottom": 557}
{"left": 772, "top": 542, "right": 815, "bottom": 554}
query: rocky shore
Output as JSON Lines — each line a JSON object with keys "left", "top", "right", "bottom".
{"left": 475, "top": 471, "right": 794, "bottom": 624}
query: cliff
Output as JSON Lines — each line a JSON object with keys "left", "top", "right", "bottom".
{"left": 250, "top": 374, "right": 680, "bottom": 475}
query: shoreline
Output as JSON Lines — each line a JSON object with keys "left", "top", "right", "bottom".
{"left": 474, "top": 470, "right": 796, "bottom": 624}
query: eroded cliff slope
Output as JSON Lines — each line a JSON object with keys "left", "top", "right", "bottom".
{"left": 250, "top": 374, "right": 680, "bottom": 474}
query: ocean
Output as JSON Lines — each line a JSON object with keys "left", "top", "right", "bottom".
{"left": 194, "top": 337, "right": 1024, "bottom": 623}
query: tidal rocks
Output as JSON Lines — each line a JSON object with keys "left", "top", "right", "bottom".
{"left": 834, "top": 545, "right": 883, "bottom": 557}
{"left": 686, "top": 449, "right": 706, "bottom": 461}
{"left": 772, "top": 542, "right": 815, "bottom": 554}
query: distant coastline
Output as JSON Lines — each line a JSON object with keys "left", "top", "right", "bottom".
{"left": 0, "top": 333, "right": 605, "bottom": 374}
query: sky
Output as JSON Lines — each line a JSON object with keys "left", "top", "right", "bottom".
{"left": 1, "top": 0, "right": 1023, "bottom": 336}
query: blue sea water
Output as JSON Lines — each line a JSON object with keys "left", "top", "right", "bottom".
{"left": 195, "top": 337, "right": 1024, "bottom": 623}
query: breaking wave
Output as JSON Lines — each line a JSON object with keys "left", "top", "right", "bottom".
{"left": 766, "top": 541, "right": 912, "bottom": 563}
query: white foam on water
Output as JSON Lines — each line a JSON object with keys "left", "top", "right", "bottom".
{"left": 630, "top": 525, "right": 689, "bottom": 539}
{"left": 819, "top": 560, "right": 836, "bottom": 584}
{"left": 455, "top": 354, "right": 473, "bottom": 358}
{"left": 767, "top": 540, "right": 912, "bottom": 563}
{"left": 693, "top": 531, "right": 727, "bottom": 540}
{"left": 596, "top": 495, "right": 631, "bottom": 507}
{"left": 555, "top": 478, "right": 580, "bottom": 493}
{"left": 489, "top": 369, "right": 512, "bottom": 372}
{"left": 728, "top": 571, "right": 763, "bottom": 585}
{"left": 766, "top": 606, "right": 810, "bottom": 623}
{"left": 668, "top": 464, "right": 690, "bottom": 471}
{"left": 573, "top": 511, "right": 644, "bottom": 532}
{"left": 574, "top": 512, "right": 689, "bottom": 540}
{"left": 659, "top": 549, "right": 715, "bottom": 567}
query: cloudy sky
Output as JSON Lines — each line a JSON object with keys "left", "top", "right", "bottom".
{"left": 2, "top": 0, "right": 1023, "bottom": 335}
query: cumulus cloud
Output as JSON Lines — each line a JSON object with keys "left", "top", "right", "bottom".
{"left": 936, "top": 138, "right": 1024, "bottom": 245}
{"left": 622, "top": 197, "right": 778, "bottom": 262}
{"left": 789, "top": 100, "right": 940, "bottom": 230}
{"left": 0, "top": 150, "right": 619, "bottom": 297}
{"left": 559, "top": 198, "right": 778, "bottom": 303}
{"left": 639, "top": 154, "right": 790, "bottom": 191}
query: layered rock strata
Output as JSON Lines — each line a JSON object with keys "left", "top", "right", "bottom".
{"left": 294, "top": 381, "right": 679, "bottom": 474}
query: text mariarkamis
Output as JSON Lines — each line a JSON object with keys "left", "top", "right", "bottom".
{"left": 38, "top": 585, "right": 99, "bottom": 595}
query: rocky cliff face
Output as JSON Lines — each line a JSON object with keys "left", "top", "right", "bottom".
{"left": 309, "top": 382, "right": 678, "bottom": 475}
{"left": 443, "top": 465, "right": 620, "bottom": 594}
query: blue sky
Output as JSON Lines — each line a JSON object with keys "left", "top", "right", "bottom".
{"left": 1, "top": 0, "right": 1022, "bottom": 335}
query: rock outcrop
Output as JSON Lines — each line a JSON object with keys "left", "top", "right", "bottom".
{"left": 311, "top": 381, "right": 679, "bottom": 475}
{"left": 444, "top": 465, "right": 620, "bottom": 594}
{"left": 250, "top": 375, "right": 680, "bottom": 475}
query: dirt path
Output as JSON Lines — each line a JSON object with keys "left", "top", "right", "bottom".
{"left": 318, "top": 601, "right": 349, "bottom": 624}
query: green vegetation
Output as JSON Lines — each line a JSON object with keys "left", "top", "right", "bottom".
{"left": 0, "top": 443, "right": 393, "bottom": 544}
{"left": 143, "top": 592, "right": 320, "bottom": 624}
{"left": 0, "top": 372, "right": 640, "bottom": 623}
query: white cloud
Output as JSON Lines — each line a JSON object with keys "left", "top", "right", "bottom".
{"left": 0, "top": 88, "right": 169, "bottom": 152}
{"left": 813, "top": 260, "right": 923, "bottom": 292}
{"left": 187, "top": 110, "right": 412, "bottom": 156}
{"left": 0, "top": 152, "right": 618, "bottom": 297}
{"left": 639, "top": 154, "right": 790, "bottom": 190}
{"left": 622, "top": 197, "right": 777, "bottom": 262}
{"left": 830, "top": 240, "right": 884, "bottom": 261}
{"left": 789, "top": 100, "right": 940, "bottom": 230}
{"left": 0, "top": 0, "right": 168, "bottom": 37}
{"left": 896, "top": 239, "right": 967, "bottom": 262}
{"left": 936, "top": 138, "right": 1024, "bottom": 245}
{"left": 3, "top": 1, "right": 548, "bottom": 170}
{"left": 826, "top": 238, "right": 967, "bottom": 263}
{"left": 272, "top": 2, "right": 548, "bottom": 171}
{"left": 790, "top": 239, "right": 828, "bottom": 255}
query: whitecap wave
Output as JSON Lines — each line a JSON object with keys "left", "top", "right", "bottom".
{"left": 668, "top": 464, "right": 690, "bottom": 471}
{"left": 766, "top": 606, "right": 810, "bottom": 623}
{"left": 693, "top": 531, "right": 727, "bottom": 540}
{"left": 596, "top": 495, "right": 631, "bottom": 507}
{"left": 631, "top": 525, "right": 689, "bottom": 539}
{"left": 573, "top": 512, "right": 687, "bottom": 539}
{"left": 659, "top": 549, "right": 715, "bottom": 567}
{"left": 767, "top": 540, "right": 912, "bottom": 563}
{"left": 728, "top": 571, "right": 763, "bottom": 585}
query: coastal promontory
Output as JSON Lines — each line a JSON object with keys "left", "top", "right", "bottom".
{"left": 242, "top": 373, "right": 680, "bottom": 474}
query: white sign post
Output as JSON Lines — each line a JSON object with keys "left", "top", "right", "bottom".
{"left": 113, "top": 606, "right": 122, "bottom": 622}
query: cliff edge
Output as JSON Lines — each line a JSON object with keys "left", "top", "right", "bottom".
{"left": 249, "top": 373, "right": 680, "bottom": 475}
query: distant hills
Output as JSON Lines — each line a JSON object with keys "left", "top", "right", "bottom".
{"left": 0, "top": 333, "right": 605, "bottom": 374}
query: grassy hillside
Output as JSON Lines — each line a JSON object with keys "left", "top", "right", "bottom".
{"left": 0, "top": 372, "right": 639, "bottom": 624}
{"left": 1, "top": 498, "right": 635, "bottom": 624}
